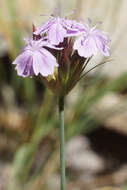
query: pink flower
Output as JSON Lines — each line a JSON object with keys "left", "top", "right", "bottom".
{"left": 12, "top": 14, "right": 111, "bottom": 96}
{"left": 12, "top": 39, "right": 58, "bottom": 77}
{"left": 63, "top": 19, "right": 86, "bottom": 36}
{"left": 73, "top": 24, "right": 110, "bottom": 58}
{"left": 34, "top": 15, "right": 85, "bottom": 45}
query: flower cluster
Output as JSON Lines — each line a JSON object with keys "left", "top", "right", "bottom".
{"left": 13, "top": 11, "right": 110, "bottom": 95}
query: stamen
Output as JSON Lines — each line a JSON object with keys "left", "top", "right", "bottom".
{"left": 88, "top": 18, "right": 92, "bottom": 25}
{"left": 40, "top": 14, "right": 53, "bottom": 19}
{"left": 64, "top": 9, "right": 76, "bottom": 18}
{"left": 40, "top": 8, "right": 60, "bottom": 18}
{"left": 53, "top": 8, "right": 60, "bottom": 16}
{"left": 91, "top": 21, "right": 102, "bottom": 30}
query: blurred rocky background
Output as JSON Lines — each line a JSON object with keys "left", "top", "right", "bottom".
{"left": 0, "top": 0, "right": 127, "bottom": 190}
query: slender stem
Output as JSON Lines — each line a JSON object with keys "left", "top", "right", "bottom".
{"left": 58, "top": 96, "right": 65, "bottom": 190}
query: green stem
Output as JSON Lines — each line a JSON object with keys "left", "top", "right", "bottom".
{"left": 58, "top": 96, "right": 65, "bottom": 190}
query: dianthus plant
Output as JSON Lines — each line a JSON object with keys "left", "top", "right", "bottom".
{"left": 13, "top": 10, "right": 110, "bottom": 190}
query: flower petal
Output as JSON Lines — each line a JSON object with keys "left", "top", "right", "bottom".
{"left": 13, "top": 52, "right": 30, "bottom": 77}
{"left": 48, "top": 22, "right": 66, "bottom": 45}
{"left": 34, "top": 18, "right": 55, "bottom": 35}
{"left": 74, "top": 36, "right": 98, "bottom": 57}
{"left": 32, "top": 48, "right": 58, "bottom": 77}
